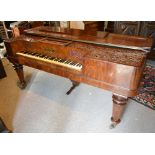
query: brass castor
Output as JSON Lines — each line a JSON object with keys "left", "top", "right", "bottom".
{"left": 109, "top": 122, "right": 118, "bottom": 129}
{"left": 109, "top": 117, "right": 121, "bottom": 129}
{"left": 17, "top": 81, "right": 27, "bottom": 89}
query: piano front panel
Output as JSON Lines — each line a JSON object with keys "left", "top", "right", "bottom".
{"left": 83, "top": 58, "right": 140, "bottom": 90}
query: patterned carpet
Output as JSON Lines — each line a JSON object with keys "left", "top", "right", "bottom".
{"left": 132, "top": 64, "right": 155, "bottom": 110}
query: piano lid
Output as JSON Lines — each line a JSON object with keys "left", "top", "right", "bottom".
{"left": 24, "top": 26, "right": 153, "bottom": 52}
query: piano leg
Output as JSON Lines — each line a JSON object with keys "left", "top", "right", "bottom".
{"left": 13, "top": 63, "right": 26, "bottom": 89}
{"left": 66, "top": 80, "right": 80, "bottom": 95}
{"left": 110, "top": 94, "right": 128, "bottom": 129}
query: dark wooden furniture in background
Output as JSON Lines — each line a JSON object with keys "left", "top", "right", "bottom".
{"left": 10, "top": 21, "right": 61, "bottom": 38}
{"left": 0, "top": 21, "right": 9, "bottom": 39}
{"left": 83, "top": 21, "right": 114, "bottom": 33}
{"left": 83, "top": 21, "right": 155, "bottom": 60}
{"left": 84, "top": 21, "right": 105, "bottom": 33}
{"left": 140, "top": 22, "right": 155, "bottom": 60}
{"left": 114, "top": 21, "right": 141, "bottom": 35}
{"left": 114, "top": 21, "right": 155, "bottom": 37}
{"left": 10, "top": 21, "right": 44, "bottom": 37}
{"left": 105, "top": 21, "right": 114, "bottom": 33}
{"left": 114, "top": 21, "right": 155, "bottom": 60}
{"left": 0, "top": 59, "right": 6, "bottom": 79}
{"left": 4, "top": 26, "right": 152, "bottom": 128}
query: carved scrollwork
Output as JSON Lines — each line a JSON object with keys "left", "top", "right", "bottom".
{"left": 69, "top": 42, "right": 145, "bottom": 67}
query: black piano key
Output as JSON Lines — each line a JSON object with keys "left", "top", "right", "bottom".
{"left": 55, "top": 58, "right": 61, "bottom": 61}
{"left": 31, "top": 52, "right": 36, "bottom": 55}
{"left": 60, "top": 59, "right": 65, "bottom": 63}
{"left": 54, "top": 58, "right": 59, "bottom": 62}
{"left": 53, "top": 58, "right": 58, "bottom": 61}
{"left": 42, "top": 56, "right": 45, "bottom": 58}
{"left": 66, "top": 61, "right": 71, "bottom": 64}
{"left": 24, "top": 51, "right": 29, "bottom": 54}
{"left": 38, "top": 54, "right": 43, "bottom": 57}
{"left": 77, "top": 64, "right": 81, "bottom": 67}
{"left": 70, "top": 62, "right": 74, "bottom": 65}
{"left": 35, "top": 53, "right": 40, "bottom": 57}
{"left": 58, "top": 59, "right": 61, "bottom": 62}
{"left": 32, "top": 53, "right": 37, "bottom": 56}
{"left": 67, "top": 61, "right": 72, "bottom": 64}
{"left": 59, "top": 59, "right": 65, "bottom": 63}
{"left": 71, "top": 62, "right": 75, "bottom": 65}
{"left": 39, "top": 54, "right": 44, "bottom": 57}
{"left": 64, "top": 60, "right": 69, "bottom": 64}
{"left": 75, "top": 63, "right": 79, "bottom": 66}
{"left": 49, "top": 57, "right": 55, "bottom": 60}
{"left": 47, "top": 56, "right": 51, "bottom": 60}
{"left": 44, "top": 56, "right": 49, "bottom": 59}
{"left": 71, "top": 62, "right": 76, "bottom": 65}
{"left": 58, "top": 58, "right": 62, "bottom": 61}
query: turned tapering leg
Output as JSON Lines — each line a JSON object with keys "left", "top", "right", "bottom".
{"left": 13, "top": 63, "right": 26, "bottom": 89}
{"left": 110, "top": 94, "right": 128, "bottom": 128}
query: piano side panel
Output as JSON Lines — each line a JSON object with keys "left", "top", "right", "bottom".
{"left": 130, "top": 62, "right": 145, "bottom": 90}
{"left": 83, "top": 58, "right": 143, "bottom": 91}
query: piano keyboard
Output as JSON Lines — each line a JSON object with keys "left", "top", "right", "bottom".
{"left": 16, "top": 51, "right": 83, "bottom": 71}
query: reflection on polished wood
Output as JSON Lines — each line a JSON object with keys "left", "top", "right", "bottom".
{"left": 4, "top": 26, "right": 153, "bottom": 128}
